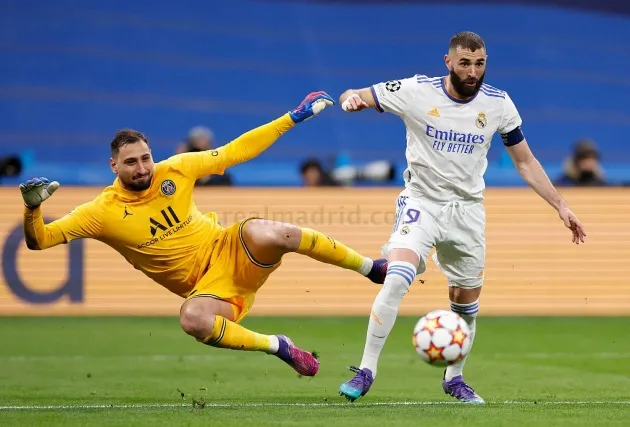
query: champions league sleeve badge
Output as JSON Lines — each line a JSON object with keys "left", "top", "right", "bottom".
{"left": 385, "top": 80, "right": 402, "bottom": 92}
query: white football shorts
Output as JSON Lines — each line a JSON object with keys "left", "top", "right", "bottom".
{"left": 382, "top": 190, "right": 486, "bottom": 289}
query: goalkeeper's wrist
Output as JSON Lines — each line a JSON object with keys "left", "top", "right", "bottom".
{"left": 283, "top": 112, "right": 300, "bottom": 126}
{"left": 24, "top": 202, "right": 40, "bottom": 210}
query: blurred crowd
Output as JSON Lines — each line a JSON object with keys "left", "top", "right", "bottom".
{"left": 554, "top": 139, "right": 607, "bottom": 187}
{"left": 0, "top": 125, "right": 613, "bottom": 188}
{"left": 171, "top": 124, "right": 398, "bottom": 188}
{"left": 297, "top": 137, "right": 610, "bottom": 188}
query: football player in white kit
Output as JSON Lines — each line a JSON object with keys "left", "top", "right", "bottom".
{"left": 337, "top": 31, "right": 587, "bottom": 404}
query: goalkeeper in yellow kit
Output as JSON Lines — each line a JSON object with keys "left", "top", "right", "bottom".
{"left": 19, "top": 92, "right": 388, "bottom": 378}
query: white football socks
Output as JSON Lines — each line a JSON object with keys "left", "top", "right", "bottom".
{"left": 445, "top": 299, "right": 479, "bottom": 381}
{"left": 267, "top": 335, "right": 280, "bottom": 354}
{"left": 359, "top": 261, "right": 416, "bottom": 377}
{"left": 358, "top": 257, "right": 374, "bottom": 276}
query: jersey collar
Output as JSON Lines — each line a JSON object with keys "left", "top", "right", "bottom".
{"left": 113, "top": 177, "right": 155, "bottom": 201}
{"left": 440, "top": 77, "right": 479, "bottom": 105}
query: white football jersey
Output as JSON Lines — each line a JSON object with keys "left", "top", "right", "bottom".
{"left": 371, "top": 75, "right": 523, "bottom": 202}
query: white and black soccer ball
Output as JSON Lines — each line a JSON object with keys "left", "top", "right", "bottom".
{"left": 412, "top": 310, "right": 472, "bottom": 367}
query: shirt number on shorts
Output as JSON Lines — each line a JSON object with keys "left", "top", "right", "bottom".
{"left": 403, "top": 208, "right": 421, "bottom": 224}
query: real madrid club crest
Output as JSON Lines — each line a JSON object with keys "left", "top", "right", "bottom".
{"left": 161, "top": 179, "right": 176, "bottom": 196}
{"left": 400, "top": 225, "right": 410, "bottom": 235}
{"left": 475, "top": 112, "right": 487, "bottom": 129}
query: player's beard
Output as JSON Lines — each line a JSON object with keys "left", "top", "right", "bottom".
{"left": 127, "top": 173, "right": 152, "bottom": 192}
{"left": 449, "top": 68, "right": 485, "bottom": 99}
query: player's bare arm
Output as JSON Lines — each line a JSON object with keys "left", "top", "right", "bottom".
{"left": 506, "top": 139, "right": 586, "bottom": 244}
{"left": 339, "top": 88, "right": 374, "bottom": 112}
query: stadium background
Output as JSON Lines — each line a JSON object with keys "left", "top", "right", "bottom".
{"left": 1, "top": 0, "right": 629, "bottom": 317}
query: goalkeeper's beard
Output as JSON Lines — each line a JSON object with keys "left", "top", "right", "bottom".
{"left": 126, "top": 174, "right": 152, "bottom": 191}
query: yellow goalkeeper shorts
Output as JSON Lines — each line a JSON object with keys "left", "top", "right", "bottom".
{"left": 185, "top": 217, "right": 281, "bottom": 323}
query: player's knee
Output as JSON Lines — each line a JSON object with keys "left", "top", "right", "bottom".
{"left": 269, "top": 223, "right": 300, "bottom": 251}
{"left": 381, "top": 261, "right": 417, "bottom": 303}
{"left": 180, "top": 304, "right": 212, "bottom": 338}
{"left": 388, "top": 248, "right": 420, "bottom": 266}
{"left": 244, "top": 220, "right": 300, "bottom": 252}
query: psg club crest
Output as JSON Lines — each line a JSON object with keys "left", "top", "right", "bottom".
{"left": 475, "top": 112, "right": 487, "bottom": 129}
{"left": 385, "top": 80, "right": 402, "bottom": 92}
{"left": 160, "top": 179, "right": 176, "bottom": 196}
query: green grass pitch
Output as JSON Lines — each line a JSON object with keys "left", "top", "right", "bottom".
{"left": 0, "top": 316, "right": 629, "bottom": 426}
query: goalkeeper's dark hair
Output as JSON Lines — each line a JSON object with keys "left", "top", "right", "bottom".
{"left": 449, "top": 31, "right": 485, "bottom": 52}
{"left": 110, "top": 129, "right": 150, "bottom": 156}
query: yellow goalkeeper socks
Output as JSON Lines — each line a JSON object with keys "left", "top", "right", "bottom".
{"left": 202, "top": 315, "right": 279, "bottom": 353}
{"left": 296, "top": 228, "right": 372, "bottom": 275}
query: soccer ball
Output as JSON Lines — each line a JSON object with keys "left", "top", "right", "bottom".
{"left": 412, "top": 310, "right": 472, "bottom": 367}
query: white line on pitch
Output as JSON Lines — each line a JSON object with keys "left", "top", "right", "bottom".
{"left": 1, "top": 401, "right": 629, "bottom": 410}
{"left": 2, "top": 352, "right": 630, "bottom": 362}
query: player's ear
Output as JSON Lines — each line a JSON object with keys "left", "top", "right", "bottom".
{"left": 444, "top": 54, "right": 451, "bottom": 70}
{"left": 109, "top": 157, "right": 118, "bottom": 174}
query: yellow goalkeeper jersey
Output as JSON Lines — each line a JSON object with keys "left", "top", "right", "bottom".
{"left": 23, "top": 114, "right": 295, "bottom": 297}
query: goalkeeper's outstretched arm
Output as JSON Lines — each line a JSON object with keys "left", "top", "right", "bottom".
{"left": 20, "top": 177, "right": 102, "bottom": 250}
{"left": 172, "top": 91, "right": 334, "bottom": 180}
{"left": 177, "top": 113, "right": 296, "bottom": 180}
{"left": 23, "top": 206, "right": 68, "bottom": 250}
{"left": 23, "top": 203, "right": 102, "bottom": 250}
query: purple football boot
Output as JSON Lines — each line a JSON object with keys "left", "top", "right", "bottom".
{"left": 442, "top": 372, "right": 485, "bottom": 405}
{"left": 339, "top": 366, "right": 374, "bottom": 402}
{"left": 275, "top": 335, "right": 319, "bottom": 377}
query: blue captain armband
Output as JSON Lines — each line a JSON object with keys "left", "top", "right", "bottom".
{"left": 501, "top": 126, "right": 525, "bottom": 147}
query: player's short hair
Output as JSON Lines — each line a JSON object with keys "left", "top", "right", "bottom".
{"left": 449, "top": 31, "right": 485, "bottom": 52}
{"left": 110, "top": 129, "right": 150, "bottom": 156}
